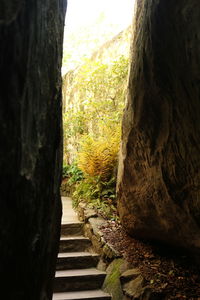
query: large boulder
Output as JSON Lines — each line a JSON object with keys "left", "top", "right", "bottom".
{"left": 117, "top": 0, "right": 200, "bottom": 256}
{"left": 0, "top": 1, "right": 66, "bottom": 299}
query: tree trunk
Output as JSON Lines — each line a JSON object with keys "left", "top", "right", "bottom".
{"left": 0, "top": 1, "right": 66, "bottom": 299}
{"left": 117, "top": 0, "right": 200, "bottom": 256}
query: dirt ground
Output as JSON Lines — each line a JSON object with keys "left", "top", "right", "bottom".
{"left": 100, "top": 220, "right": 200, "bottom": 300}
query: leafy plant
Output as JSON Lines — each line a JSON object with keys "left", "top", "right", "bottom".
{"left": 72, "top": 175, "right": 118, "bottom": 220}
{"left": 73, "top": 56, "right": 129, "bottom": 134}
{"left": 62, "top": 162, "right": 84, "bottom": 184}
{"left": 63, "top": 55, "right": 129, "bottom": 160}
{"left": 62, "top": 164, "right": 70, "bottom": 178}
{"left": 62, "top": 54, "right": 129, "bottom": 221}
{"left": 77, "top": 127, "right": 120, "bottom": 182}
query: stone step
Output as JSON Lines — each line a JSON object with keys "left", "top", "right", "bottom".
{"left": 53, "top": 290, "right": 111, "bottom": 300}
{"left": 59, "top": 237, "right": 91, "bottom": 253}
{"left": 56, "top": 252, "right": 99, "bottom": 270}
{"left": 61, "top": 222, "right": 83, "bottom": 237}
{"left": 54, "top": 268, "right": 106, "bottom": 293}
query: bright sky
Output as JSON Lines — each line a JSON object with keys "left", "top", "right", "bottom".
{"left": 63, "top": 0, "right": 135, "bottom": 73}
{"left": 65, "top": 0, "right": 135, "bottom": 31}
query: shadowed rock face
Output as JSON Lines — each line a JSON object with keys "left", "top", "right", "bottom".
{"left": 118, "top": 0, "right": 200, "bottom": 256}
{"left": 0, "top": 1, "right": 66, "bottom": 299}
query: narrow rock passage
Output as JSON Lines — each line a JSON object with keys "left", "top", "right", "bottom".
{"left": 53, "top": 197, "right": 111, "bottom": 300}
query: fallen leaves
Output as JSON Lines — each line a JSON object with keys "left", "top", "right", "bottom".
{"left": 100, "top": 221, "right": 200, "bottom": 299}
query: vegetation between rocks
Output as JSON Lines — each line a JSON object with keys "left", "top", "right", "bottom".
{"left": 62, "top": 54, "right": 129, "bottom": 220}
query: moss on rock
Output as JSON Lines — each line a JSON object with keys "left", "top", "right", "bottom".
{"left": 103, "top": 258, "right": 127, "bottom": 300}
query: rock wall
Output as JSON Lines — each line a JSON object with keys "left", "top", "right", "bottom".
{"left": 90, "top": 27, "right": 131, "bottom": 65}
{"left": 0, "top": 1, "right": 66, "bottom": 299}
{"left": 117, "top": 0, "right": 200, "bottom": 257}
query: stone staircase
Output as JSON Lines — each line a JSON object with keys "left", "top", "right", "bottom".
{"left": 53, "top": 198, "right": 111, "bottom": 300}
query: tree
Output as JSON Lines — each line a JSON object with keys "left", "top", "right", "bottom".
{"left": 117, "top": 0, "right": 200, "bottom": 257}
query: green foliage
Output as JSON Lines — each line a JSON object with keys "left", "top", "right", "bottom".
{"left": 62, "top": 162, "right": 84, "bottom": 185}
{"left": 63, "top": 110, "right": 88, "bottom": 163}
{"left": 63, "top": 55, "right": 129, "bottom": 161}
{"left": 62, "top": 164, "right": 70, "bottom": 178}
{"left": 63, "top": 55, "right": 129, "bottom": 221}
{"left": 72, "top": 175, "right": 118, "bottom": 220}
{"left": 73, "top": 56, "right": 129, "bottom": 133}
{"left": 63, "top": 110, "right": 87, "bottom": 139}
{"left": 102, "top": 259, "right": 124, "bottom": 300}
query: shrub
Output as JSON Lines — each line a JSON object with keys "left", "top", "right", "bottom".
{"left": 62, "top": 162, "right": 84, "bottom": 184}
{"left": 77, "top": 127, "right": 120, "bottom": 182}
{"left": 72, "top": 175, "right": 118, "bottom": 220}
{"left": 63, "top": 55, "right": 129, "bottom": 161}
{"left": 62, "top": 164, "right": 70, "bottom": 178}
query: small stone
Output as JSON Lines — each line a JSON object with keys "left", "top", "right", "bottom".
{"left": 84, "top": 208, "right": 98, "bottom": 221}
{"left": 103, "top": 259, "right": 125, "bottom": 300}
{"left": 83, "top": 223, "right": 93, "bottom": 239}
{"left": 77, "top": 203, "right": 86, "bottom": 221}
{"left": 89, "top": 217, "right": 107, "bottom": 236}
{"left": 79, "top": 202, "right": 87, "bottom": 209}
{"left": 97, "top": 258, "right": 108, "bottom": 271}
{"left": 123, "top": 275, "right": 145, "bottom": 298}
{"left": 120, "top": 268, "right": 141, "bottom": 283}
{"left": 91, "top": 235, "right": 104, "bottom": 254}
{"left": 103, "top": 242, "right": 122, "bottom": 259}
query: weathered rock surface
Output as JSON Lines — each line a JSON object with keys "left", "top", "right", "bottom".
{"left": 117, "top": 0, "right": 200, "bottom": 256}
{"left": 0, "top": 1, "right": 66, "bottom": 299}
{"left": 77, "top": 202, "right": 122, "bottom": 259}
{"left": 121, "top": 271, "right": 166, "bottom": 300}
{"left": 103, "top": 259, "right": 127, "bottom": 300}
{"left": 102, "top": 243, "right": 122, "bottom": 260}
{"left": 120, "top": 268, "right": 141, "bottom": 284}
{"left": 123, "top": 275, "right": 145, "bottom": 299}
